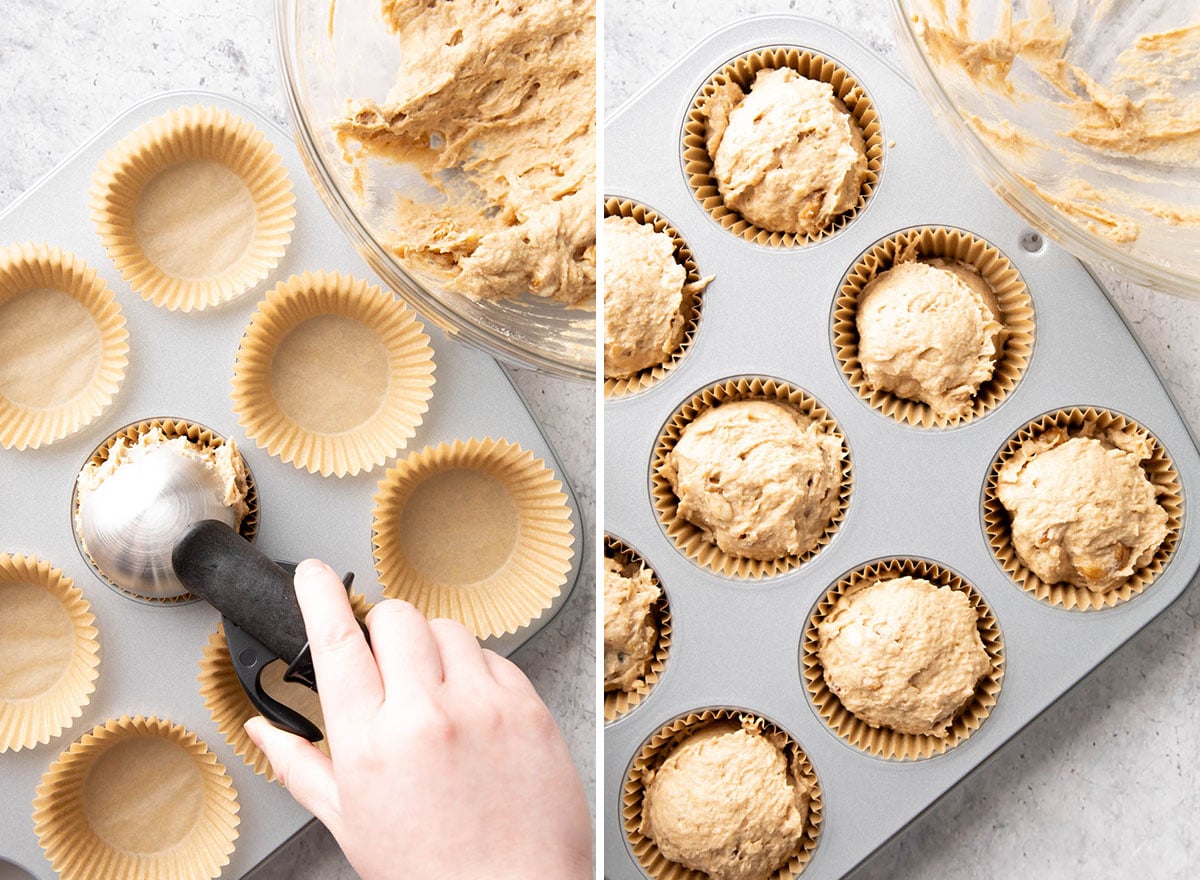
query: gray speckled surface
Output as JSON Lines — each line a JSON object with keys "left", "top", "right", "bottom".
{"left": 0, "top": 3, "right": 594, "bottom": 879}
{"left": 606, "top": 1, "right": 1200, "bottom": 878}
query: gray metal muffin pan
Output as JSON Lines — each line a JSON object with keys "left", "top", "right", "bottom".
{"left": 603, "top": 16, "right": 1200, "bottom": 880}
{"left": 0, "top": 90, "right": 583, "bottom": 879}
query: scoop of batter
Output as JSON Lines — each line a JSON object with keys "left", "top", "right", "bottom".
{"left": 996, "top": 426, "right": 1169, "bottom": 591}
{"left": 705, "top": 67, "right": 868, "bottom": 236}
{"left": 817, "top": 577, "right": 991, "bottom": 737}
{"left": 603, "top": 217, "right": 687, "bottom": 379}
{"left": 640, "top": 720, "right": 809, "bottom": 880}
{"left": 603, "top": 555, "right": 661, "bottom": 693}
{"left": 857, "top": 259, "right": 1005, "bottom": 419}
{"left": 662, "top": 399, "right": 843, "bottom": 560}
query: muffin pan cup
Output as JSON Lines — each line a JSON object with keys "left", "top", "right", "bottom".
{"left": 605, "top": 16, "right": 1200, "bottom": 880}
{"left": 0, "top": 91, "right": 583, "bottom": 880}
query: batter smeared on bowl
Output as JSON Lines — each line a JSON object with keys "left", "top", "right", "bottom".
{"left": 333, "top": 0, "right": 596, "bottom": 305}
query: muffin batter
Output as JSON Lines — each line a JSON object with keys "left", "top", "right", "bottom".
{"left": 603, "top": 556, "right": 660, "bottom": 693}
{"left": 706, "top": 67, "right": 868, "bottom": 236}
{"left": 996, "top": 426, "right": 1169, "bottom": 592}
{"left": 857, "top": 258, "right": 1005, "bottom": 419}
{"left": 817, "top": 577, "right": 991, "bottom": 737}
{"left": 603, "top": 216, "right": 689, "bottom": 379}
{"left": 640, "top": 720, "right": 809, "bottom": 880}
{"left": 76, "top": 428, "right": 250, "bottom": 528}
{"left": 662, "top": 399, "right": 843, "bottom": 560}
{"left": 334, "top": 0, "right": 595, "bottom": 305}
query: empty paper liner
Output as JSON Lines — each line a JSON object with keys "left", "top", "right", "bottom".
{"left": 90, "top": 104, "right": 295, "bottom": 311}
{"left": 604, "top": 535, "right": 671, "bottom": 724}
{"left": 32, "top": 715, "right": 239, "bottom": 880}
{"left": 802, "top": 558, "right": 1004, "bottom": 760}
{"left": 0, "top": 243, "right": 128, "bottom": 450}
{"left": 230, "top": 270, "right": 435, "bottom": 477}
{"left": 622, "top": 708, "right": 823, "bottom": 880}
{"left": 198, "top": 591, "right": 371, "bottom": 783}
{"left": 834, "top": 226, "right": 1035, "bottom": 428}
{"left": 683, "top": 46, "right": 882, "bottom": 246}
{"left": 73, "top": 418, "right": 259, "bottom": 604}
{"left": 984, "top": 408, "right": 1183, "bottom": 611}
{"left": 0, "top": 554, "right": 99, "bottom": 752}
{"left": 603, "top": 198, "right": 709, "bottom": 398}
{"left": 651, "top": 376, "right": 851, "bottom": 579}
{"left": 372, "top": 437, "right": 575, "bottom": 639}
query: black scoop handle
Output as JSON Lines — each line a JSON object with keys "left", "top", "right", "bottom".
{"left": 173, "top": 519, "right": 308, "bottom": 663}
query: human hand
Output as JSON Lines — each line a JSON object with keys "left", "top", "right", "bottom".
{"left": 244, "top": 558, "right": 592, "bottom": 880}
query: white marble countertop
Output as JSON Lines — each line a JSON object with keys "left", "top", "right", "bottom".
{"left": 607, "top": 1, "right": 1200, "bottom": 877}
{"left": 0, "top": 3, "right": 594, "bottom": 879}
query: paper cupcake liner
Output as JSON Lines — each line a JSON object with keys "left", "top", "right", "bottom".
{"left": 231, "top": 270, "right": 436, "bottom": 477}
{"left": 834, "top": 226, "right": 1035, "bottom": 428}
{"left": 0, "top": 243, "right": 129, "bottom": 450}
{"left": 33, "top": 715, "right": 239, "bottom": 880}
{"left": 372, "top": 438, "right": 575, "bottom": 638}
{"left": 91, "top": 105, "right": 295, "bottom": 312}
{"left": 683, "top": 47, "right": 883, "bottom": 246}
{"left": 984, "top": 407, "right": 1183, "bottom": 611}
{"left": 604, "top": 535, "right": 672, "bottom": 724}
{"left": 801, "top": 558, "right": 1004, "bottom": 760}
{"left": 622, "top": 707, "right": 823, "bottom": 880}
{"left": 0, "top": 554, "right": 99, "bottom": 752}
{"left": 651, "top": 377, "right": 852, "bottom": 579}
{"left": 198, "top": 592, "right": 372, "bottom": 783}
{"left": 603, "top": 198, "right": 710, "bottom": 398}
{"left": 73, "top": 418, "right": 259, "bottom": 604}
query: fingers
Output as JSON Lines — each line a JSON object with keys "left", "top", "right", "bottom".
{"left": 482, "top": 648, "right": 539, "bottom": 697}
{"left": 428, "top": 618, "right": 490, "bottom": 683}
{"left": 293, "top": 558, "right": 382, "bottom": 728}
{"left": 365, "top": 599, "right": 443, "bottom": 697}
{"left": 245, "top": 716, "right": 342, "bottom": 837}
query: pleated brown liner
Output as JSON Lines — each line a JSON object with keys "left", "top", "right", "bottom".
{"left": 73, "top": 418, "right": 259, "bottom": 604}
{"left": 603, "top": 198, "right": 709, "bottom": 398}
{"left": 32, "top": 715, "right": 239, "bottom": 880}
{"left": 651, "top": 377, "right": 851, "bottom": 579}
{"left": 682, "top": 47, "right": 883, "bottom": 246}
{"left": 198, "top": 592, "right": 372, "bottom": 784}
{"left": 622, "top": 708, "right": 823, "bottom": 880}
{"left": 90, "top": 104, "right": 295, "bottom": 312}
{"left": 372, "top": 437, "right": 575, "bottom": 639}
{"left": 604, "top": 535, "right": 671, "bottom": 724}
{"left": 983, "top": 407, "right": 1183, "bottom": 611}
{"left": 801, "top": 558, "right": 1004, "bottom": 760}
{"left": 230, "top": 270, "right": 436, "bottom": 478}
{"left": 833, "top": 226, "right": 1035, "bottom": 428}
{"left": 0, "top": 243, "right": 129, "bottom": 450}
{"left": 0, "top": 554, "right": 99, "bottom": 752}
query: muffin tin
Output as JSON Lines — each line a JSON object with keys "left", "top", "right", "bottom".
{"left": 604, "top": 17, "right": 1200, "bottom": 880}
{"left": 0, "top": 91, "right": 582, "bottom": 879}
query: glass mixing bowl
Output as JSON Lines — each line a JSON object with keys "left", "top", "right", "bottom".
{"left": 892, "top": 0, "right": 1200, "bottom": 297}
{"left": 275, "top": 0, "right": 595, "bottom": 379}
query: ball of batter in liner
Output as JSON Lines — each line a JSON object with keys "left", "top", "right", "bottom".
{"left": 603, "top": 216, "right": 688, "bottom": 379}
{"left": 662, "top": 399, "right": 843, "bottom": 560}
{"left": 603, "top": 555, "right": 661, "bottom": 693}
{"left": 857, "top": 259, "right": 1005, "bottom": 420}
{"left": 640, "top": 720, "right": 811, "bottom": 880}
{"left": 705, "top": 66, "right": 868, "bottom": 236}
{"left": 817, "top": 576, "right": 991, "bottom": 737}
{"left": 996, "top": 425, "right": 1169, "bottom": 592}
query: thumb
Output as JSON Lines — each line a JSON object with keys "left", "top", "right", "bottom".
{"left": 245, "top": 716, "right": 343, "bottom": 835}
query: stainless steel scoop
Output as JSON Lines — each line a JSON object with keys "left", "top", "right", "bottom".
{"left": 77, "top": 446, "right": 237, "bottom": 600}
{"left": 76, "top": 439, "right": 362, "bottom": 741}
